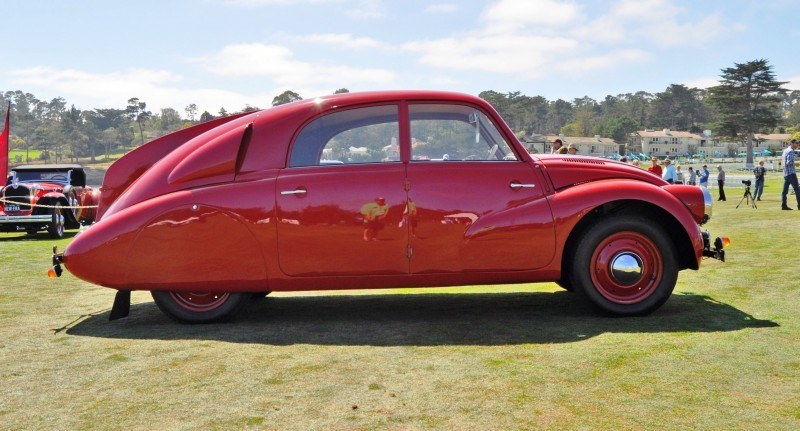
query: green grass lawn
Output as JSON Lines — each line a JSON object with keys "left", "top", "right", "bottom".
{"left": 8, "top": 149, "right": 42, "bottom": 163}
{"left": 1, "top": 178, "right": 798, "bottom": 430}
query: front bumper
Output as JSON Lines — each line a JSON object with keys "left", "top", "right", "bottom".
{"left": 701, "top": 186, "right": 712, "bottom": 224}
{"left": 701, "top": 231, "right": 727, "bottom": 261}
{"left": 0, "top": 214, "right": 52, "bottom": 224}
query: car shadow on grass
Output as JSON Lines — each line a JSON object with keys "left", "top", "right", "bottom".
{"left": 64, "top": 291, "right": 778, "bottom": 345}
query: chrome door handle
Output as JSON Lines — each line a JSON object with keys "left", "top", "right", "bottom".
{"left": 280, "top": 189, "right": 307, "bottom": 196}
{"left": 509, "top": 182, "right": 536, "bottom": 190}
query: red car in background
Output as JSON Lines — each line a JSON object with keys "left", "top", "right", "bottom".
{"left": 2, "top": 164, "right": 98, "bottom": 238}
{"left": 53, "top": 91, "right": 726, "bottom": 323}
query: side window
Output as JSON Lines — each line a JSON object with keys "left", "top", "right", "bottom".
{"left": 290, "top": 105, "right": 400, "bottom": 167}
{"left": 409, "top": 104, "right": 518, "bottom": 161}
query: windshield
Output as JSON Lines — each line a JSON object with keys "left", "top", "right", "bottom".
{"left": 13, "top": 170, "right": 70, "bottom": 183}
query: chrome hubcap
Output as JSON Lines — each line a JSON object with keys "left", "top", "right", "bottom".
{"left": 610, "top": 252, "right": 643, "bottom": 285}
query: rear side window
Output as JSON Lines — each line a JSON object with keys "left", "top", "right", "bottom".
{"left": 290, "top": 105, "right": 400, "bottom": 167}
{"left": 409, "top": 104, "right": 518, "bottom": 161}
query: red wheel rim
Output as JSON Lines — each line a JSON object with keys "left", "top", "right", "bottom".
{"left": 590, "top": 231, "right": 662, "bottom": 304}
{"left": 170, "top": 292, "right": 230, "bottom": 312}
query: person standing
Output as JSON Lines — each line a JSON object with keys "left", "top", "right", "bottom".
{"left": 781, "top": 139, "right": 800, "bottom": 210}
{"left": 699, "top": 165, "right": 710, "bottom": 188}
{"left": 687, "top": 166, "right": 696, "bottom": 185}
{"left": 648, "top": 157, "right": 662, "bottom": 177}
{"left": 662, "top": 158, "right": 677, "bottom": 184}
{"left": 567, "top": 144, "right": 578, "bottom": 155}
{"left": 753, "top": 160, "right": 767, "bottom": 201}
{"left": 675, "top": 164, "right": 685, "bottom": 184}
{"left": 551, "top": 138, "right": 563, "bottom": 154}
{"left": 716, "top": 165, "right": 726, "bottom": 201}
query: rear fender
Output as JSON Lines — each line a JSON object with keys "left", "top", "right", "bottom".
{"left": 64, "top": 184, "right": 270, "bottom": 292}
{"left": 97, "top": 112, "right": 252, "bottom": 220}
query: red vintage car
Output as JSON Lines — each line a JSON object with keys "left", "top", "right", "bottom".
{"left": 2, "top": 164, "right": 98, "bottom": 238}
{"left": 53, "top": 91, "right": 726, "bottom": 323}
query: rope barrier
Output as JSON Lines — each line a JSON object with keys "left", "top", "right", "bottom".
{"left": 0, "top": 197, "right": 99, "bottom": 209}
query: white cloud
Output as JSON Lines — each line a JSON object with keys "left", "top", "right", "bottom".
{"left": 347, "top": 0, "right": 385, "bottom": 19}
{"left": 556, "top": 49, "right": 652, "bottom": 74}
{"left": 785, "top": 75, "right": 800, "bottom": 91}
{"left": 483, "top": 0, "right": 581, "bottom": 28}
{"left": 196, "top": 43, "right": 307, "bottom": 77}
{"left": 425, "top": 3, "right": 457, "bottom": 14}
{"left": 404, "top": 33, "right": 577, "bottom": 75}
{"left": 195, "top": 43, "right": 395, "bottom": 86}
{"left": 646, "top": 13, "right": 730, "bottom": 48}
{"left": 295, "top": 33, "right": 387, "bottom": 49}
{"left": 611, "top": 0, "right": 681, "bottom": 19}
{"left": 225, "top": 0, "right": 386, "bottom": 21}
{"left": 402, "top": 0, "right": 744, "bottom": 80}
{"left": 682, "top": 76, "right": 720, "bottom": 89}
{"left": 575, "top": 0, "right": 738, "bottom": 48}
{"left": 225, "top": 0, "right": 338, "bottom": 6}
{"left": 8, "top": 66, "right": 270, "bottom": 113}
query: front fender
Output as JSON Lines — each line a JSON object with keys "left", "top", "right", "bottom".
{"left": 41, "top": 191, "right": 66, "bottom": 202}
{"left": 548, "top": 179, "right": 704, "bottom": 270}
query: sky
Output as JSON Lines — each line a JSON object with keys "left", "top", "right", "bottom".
{"left": 2, "top": 0, "right": 799, "bottom": 115}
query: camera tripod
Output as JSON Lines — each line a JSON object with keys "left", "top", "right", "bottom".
{"left": 736, "top": 185, "right": 757, "bottom": 209}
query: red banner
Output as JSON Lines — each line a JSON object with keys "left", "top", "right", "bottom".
{"left": 0, "top": 103, "right": 9, "bottom": 183}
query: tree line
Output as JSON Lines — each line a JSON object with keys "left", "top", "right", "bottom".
{"left": 2, "top": 60, "right": 795, "bottom": 165}
{"left": 0, "top": 92, "right": 262, "bottom": 164}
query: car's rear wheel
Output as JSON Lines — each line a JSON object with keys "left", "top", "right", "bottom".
{"left": 47, "top": 203, "right": 65, "bottom": 239}
{"left": 151, "top": 291, "right": 250, "bottom": 323}
{"left": 568, "top": 214, "right": 678, "bottom": 316}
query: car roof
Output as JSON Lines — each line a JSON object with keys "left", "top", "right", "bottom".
{"left": 13, "top": 164, "right": 83, "bottom": 171}
{"left": 252, "top": 91, "right": 492, "bottom": 121}
{"left": 276, "top": 90, "right": 487, "bottom": 109}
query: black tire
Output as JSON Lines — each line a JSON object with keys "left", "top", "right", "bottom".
{"left": 567, "top": 214, "right": 678, "bottom": 316}
{"left": 555, "top": 279, "right": 573, "bottom": 292}
{"left": 151, "top": 291, "right": 250, "bottom": 323}
{"left": 251, "top": 290, "right": 272, "bottom": 300}
{"left": 65, "top": 191, "right": 80, "bottom": 229}
{"left": 47, "top": 203, "right": 65, "bottom": 239}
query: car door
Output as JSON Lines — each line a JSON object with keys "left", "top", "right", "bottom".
{"left": 276, "top": 104, "right": 409, "bottom": 277}
{"left": 405, "top": 103, "right": 556, "bottom": 273}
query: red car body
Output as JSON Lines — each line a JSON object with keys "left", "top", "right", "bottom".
{"left": 57, "top": 91, "right": 724, "bottom": 323}
{"left": 2, "top": 164, "right": 99, "bottom": 238}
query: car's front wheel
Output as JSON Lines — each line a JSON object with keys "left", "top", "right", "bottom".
{"left": 47, "top": 203, "right": 65, "bottom": 239}
{"left": 151, "top": 291, "right": 250, "bottom": 323}
{"left": 568, "top": 214, "right": 678, "bottom": 316}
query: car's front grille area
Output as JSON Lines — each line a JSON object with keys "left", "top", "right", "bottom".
{"left": 3, "top": 186, "right": 32, "bottom": 208}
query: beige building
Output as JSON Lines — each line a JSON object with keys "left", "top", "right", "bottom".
{"left": 638, "top": 129, "right": 699, "bottom": 157}
{"left": 637, "top": 129, "right": 731, "bottom": 157}
{"left": 636, "top": 129, "right": 793, "bottom": 157}
{"left": 749, "top": 133, "right": 792, "bottom": 154}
